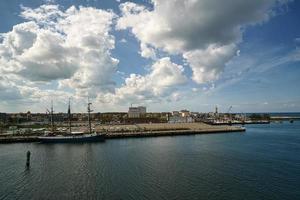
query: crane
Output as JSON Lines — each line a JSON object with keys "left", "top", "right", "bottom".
{"left": 227, "top": 106, "right": 232, "bottom": 114}
{"left": 227, "top": 106, "right": 233, "bottom": 124}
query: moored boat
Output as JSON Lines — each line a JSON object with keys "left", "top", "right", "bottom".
{"left": 38, "top": 133, "right": 105, "bottom": 143}
{"left": 38, "top": 99, "right": 105, "bottom": 143}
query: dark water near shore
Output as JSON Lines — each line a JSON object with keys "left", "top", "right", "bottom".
{"left": 1, "top": 122, "right": 300, "bottom": 200}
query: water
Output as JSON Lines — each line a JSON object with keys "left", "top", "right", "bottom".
{"left": 1, "top": 122, "right": 300, "bottom": 200}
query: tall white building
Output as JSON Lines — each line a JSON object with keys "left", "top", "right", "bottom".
{"left": 128, "top": 106, "right": 146, "bottom": 118}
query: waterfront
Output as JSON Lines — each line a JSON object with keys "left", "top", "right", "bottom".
{"left": 0, "top": 122, "right": 245, "bottom": 143}
{"left": 0, "top": 121, "right": 300, "bottom": 199}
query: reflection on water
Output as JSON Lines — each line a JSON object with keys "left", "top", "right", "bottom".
{"left": 1, "top": 121, "right": 300, "bottom": 199}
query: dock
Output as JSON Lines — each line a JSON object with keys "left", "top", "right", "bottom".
{"left": 98, "top": 122, "right": 245, "bottom": 138}
{"left": 206, "top": 120, "right": 270, "bottom": 125}
{"left": 0, "top": 136, "right": 39, "bottom": 143}
{"left": 105, "top": 127, "right": 245, "bottom": 139}
{"left": 0, "top": 123, "right": 245, "bottom": 143}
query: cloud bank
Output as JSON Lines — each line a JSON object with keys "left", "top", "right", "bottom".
{"left": 117, "top": 0, "right": 289, "bottom": 83}
{"left": 0, "top": 1, "right": 293, "bottom": 111}
{"left": 0, "top": 5, "right": 117, "bottom": 105}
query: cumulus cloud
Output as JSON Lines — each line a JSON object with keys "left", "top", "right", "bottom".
{"left": 0, "top": 73, "right": 72, "bottom": 106}
{"left": 0, "top": 3, "right": 187, "bottom": 107}
{"left": 0, "top": 1, "right": 294, "bottom": 110}
{"left": 0, "top": 4, "right": 118, "bottom": 102}
{"left": 0, "top": 76, "right": 23, "bottom": 100}
{"left": 117, "top": 0, "right": 288, "bottom": 83}
{"left": 57, "top": 6, "right": 118, "bottom": 94}
{"left": 140, "top": 43, "right": 156, "bottom": 59}
{"left": 96, "top": 57, "right": 187, "bottom": 104}
{"left": 183, "top": 44, "right": 237, "bottom": 83}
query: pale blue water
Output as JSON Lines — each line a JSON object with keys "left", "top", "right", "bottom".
{"left": 0, "top": 121, "right": 300, "bottom": 200}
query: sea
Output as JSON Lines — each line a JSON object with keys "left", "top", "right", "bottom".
{"left": 0, "top": 120, "right": 300, "bottom": 200}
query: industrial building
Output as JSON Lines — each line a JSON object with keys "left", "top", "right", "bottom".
{"left": 128, "top": 106, "right": 146, "bottom": 118}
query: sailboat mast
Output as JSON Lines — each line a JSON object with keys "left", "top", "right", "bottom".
{"left": 87, "top": 100, "right": 93, "bottom": 134}
{"left": 68, "top": 98, "right": 72, "bottom": 134}
{"left": 50, "top": 100, "right": 54, "bottom": 132}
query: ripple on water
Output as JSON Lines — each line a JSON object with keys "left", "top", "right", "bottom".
{"left": 0, "top": 122, "right": 300, "bottom": 199}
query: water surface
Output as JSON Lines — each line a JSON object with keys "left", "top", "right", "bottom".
{"left": 1, "top": 122, "right": 300, "bottom": 199}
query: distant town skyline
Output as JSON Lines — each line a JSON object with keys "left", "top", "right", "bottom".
{"left": 0, "top": 0, "right": 300, "bottom": 113}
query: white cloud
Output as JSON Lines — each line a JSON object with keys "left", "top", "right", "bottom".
{"left": 169, "top": 91, "right": 182, "bottom": 102}
{"left": 43, "top": 0, "right": 56, "bottom": 3}
{"left": 0, "top": 76, "right": 23, "bottom": 100}
{"left": 0, "top": 4, "right": 190, "bottom": 109}
{"left": 0, "top": 5, "right": 118, "bottom": 102}
{"left": 96, "top": 57, "right": 187, "bottom": 104}
{"left": 183, "top": 44, "right": 237, "bottom": 83}
{"left": 119, "top": 38, "right": 127, "bottom": 43}
{"left": 140, "top": 43, "right": 156, "bottom": 59}
{"left": 0, "top": 1, "right": 295, "bottom": 111}
{"left": 117, "top": 0, "right": 288, "bottom": 83}
{"left": 192, "top": 88, "right": 198, "bottom": 92}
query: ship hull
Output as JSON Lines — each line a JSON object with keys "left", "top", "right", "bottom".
{"left": 38, "top": 134, "right": 105, "bottom": 143}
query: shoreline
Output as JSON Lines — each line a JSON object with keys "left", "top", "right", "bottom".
{"left": 105, "top": 127, "right": 245, "bottom": 139}
{"left": 0, "top": 123, "right": 245, "bottom": 143}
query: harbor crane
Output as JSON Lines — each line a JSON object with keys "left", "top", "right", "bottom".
{"left": 227, "top": 106, "right": 233, "bottom": 114}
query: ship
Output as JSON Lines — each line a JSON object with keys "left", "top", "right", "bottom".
{"left": 38, "top": 132, "right": 104, "bottom": 143}
{"left": 38, "top": 99, "right": 105, "bottom": 143}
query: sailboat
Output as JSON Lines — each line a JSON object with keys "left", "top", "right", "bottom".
{"left": 38, "top": 99, "right": 105, "bottom": 143}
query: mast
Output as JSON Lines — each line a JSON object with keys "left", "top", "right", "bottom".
{"left": 87, "top": 98, "right": 93, "bottom": 134}
{"left": 50, "top": 100, "right": 54, "bottom": 132}
{"left": 68, "top": 98, "right": 72, "bottom": 133}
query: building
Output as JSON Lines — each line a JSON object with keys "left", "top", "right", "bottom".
{"left": 0, "top": 113, "right": 7, "bottom": 123}
{"left": 180, "top": 110, "right": 190, "bottom": 117}
{"left": 169, "top": 109, "right": 194, "bottom": 123}
{"left": 168, "top": 116, "right": 194, "bottom": 123}
{"left": 172, "top": 111, "right": 180, "bottom": 116}
{"left": 128, "top": 106, "right": 146, "bottom": 118}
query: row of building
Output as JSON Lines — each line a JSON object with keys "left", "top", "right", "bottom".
{"left": 0, "top": 106, "right": 251, "bottom": 126}
{"left": 0, "top": 107, "right": 200, "bottom": 125}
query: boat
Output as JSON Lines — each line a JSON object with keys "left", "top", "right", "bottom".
{"left": 38, "top": 99, "right": 105, "bottom": 143}
{"left": 38, "top": 132, "right": 104, "bottom": 143}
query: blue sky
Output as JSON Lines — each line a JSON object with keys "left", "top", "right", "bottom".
{"left": 0, "top": 0, "right": 299, "bottom": 113}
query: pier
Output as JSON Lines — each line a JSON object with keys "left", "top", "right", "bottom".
{"left": 0, "top": 123, "right": 245, "bottom": 143}
{"left": 206, "top": 120, "right": 270, "bottom": 125}
{"left": 99, "top": 122, "right": 245, "bottom": 138}
{"left": 105, "top": 127, "right": 245, "bottom": 139}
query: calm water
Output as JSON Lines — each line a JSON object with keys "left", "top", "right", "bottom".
{"left": 1, "top": 122, "right": 300, "bottom": 200}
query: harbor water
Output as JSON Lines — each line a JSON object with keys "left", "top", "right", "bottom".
{"left": 0, "top": 121, "right": 300, "bottom": 200}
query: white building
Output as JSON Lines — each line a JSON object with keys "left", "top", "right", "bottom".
{"left": 168, "top": 116, "right": 194, "bottom": 123}
{"left": 128, "top": 106, "right": 146, "bottom": 118}
{"left": 180, "top": 110, "right": 190, "bottom": 117}
{"left": 169, "top": 109, "right": 194, "bottom": 123}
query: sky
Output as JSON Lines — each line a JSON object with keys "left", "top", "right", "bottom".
{"left": 0, "top": 0, "right": 300, "bottom": 113}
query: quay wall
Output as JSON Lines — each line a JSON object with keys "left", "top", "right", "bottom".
{"left": 0, "top": 122, "right": 245, "bottom": 143}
